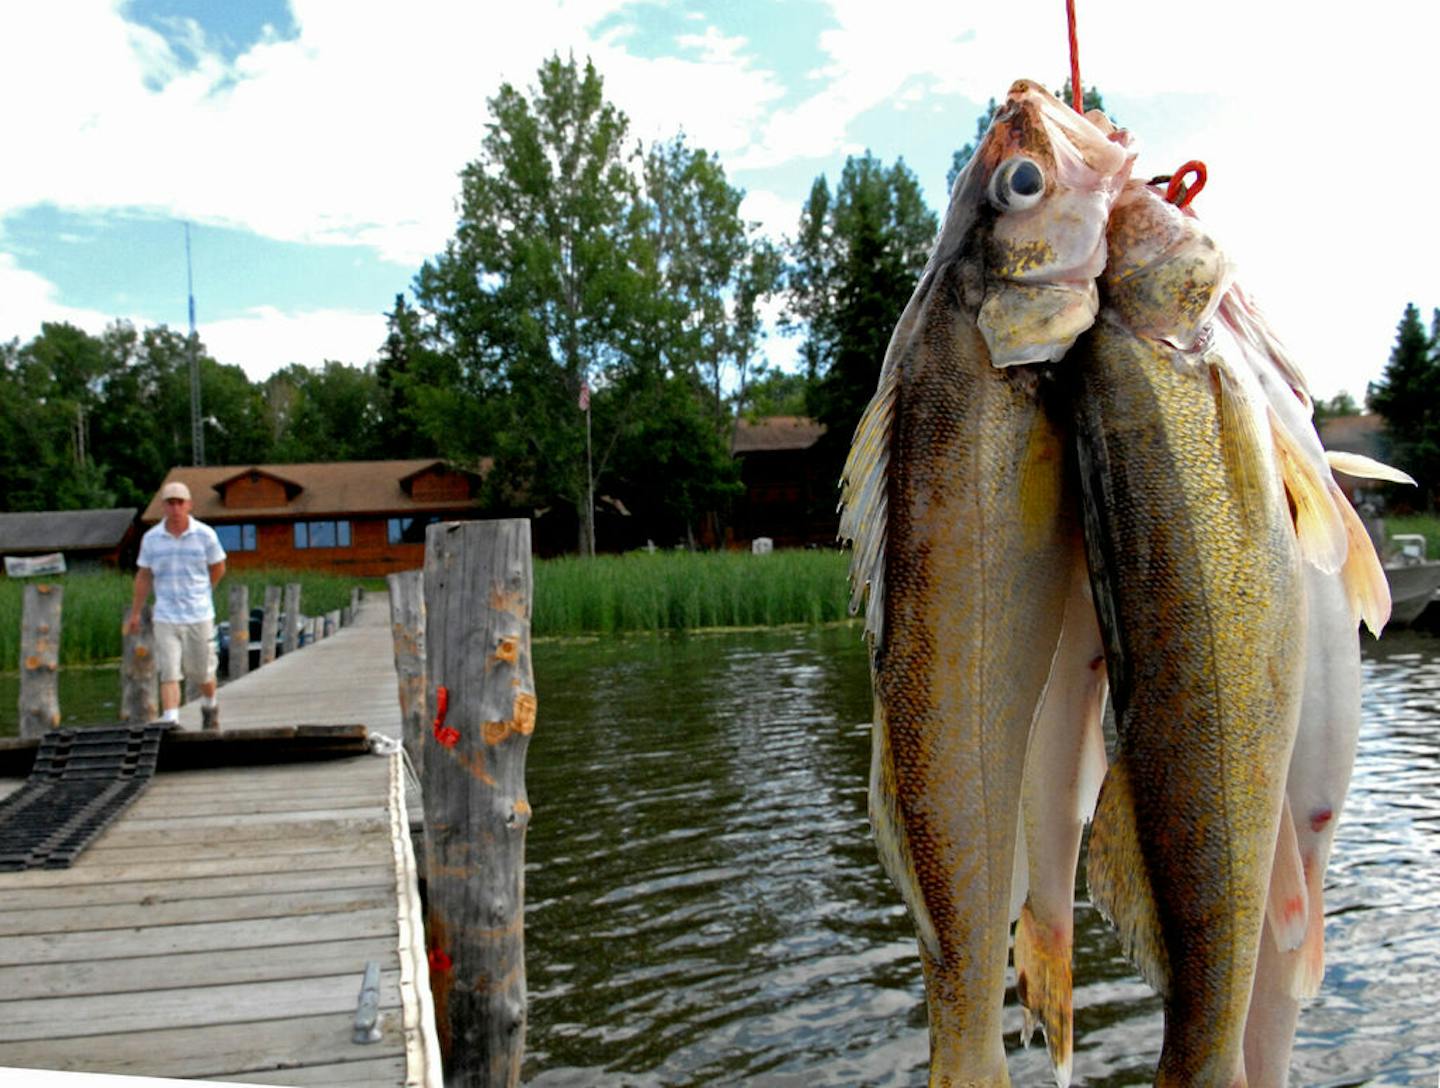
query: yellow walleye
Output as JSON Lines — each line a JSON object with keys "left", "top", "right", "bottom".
{"left": 840, "top": 81, "right": 1131, "bottom": 1086}
{"left": 1072, "top": 180, "right": 1306, "bottom": 1086}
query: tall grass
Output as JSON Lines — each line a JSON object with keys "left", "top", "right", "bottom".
{"left": 0, "top": 552, "right": 854, "bottom": 667}
{"left": 0, "top": 568, "right": 377, "bottom": 670}
{"left": 1387, "top": 514, "right": 1440, "bottom": 559}
{"left": 532, "top": 549, "right": 854, "bottom": 636}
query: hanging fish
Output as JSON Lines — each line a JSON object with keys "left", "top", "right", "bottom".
{"left": 840, "top": 80, "right": 1132, "bottom": 1086}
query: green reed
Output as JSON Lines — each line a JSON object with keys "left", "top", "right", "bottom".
{"left": 0, "top": 568, "right": 377, "bottom": 670}
{"left": 531, "top": 549, "right": 855, "bottom": 636}
{"left": 1387, "top": 514, "right": 1440, "bottom": 559}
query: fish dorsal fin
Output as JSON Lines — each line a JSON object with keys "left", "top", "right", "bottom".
{"left": 838, "top": 358, "right": 896, "bottom": 647}
{"left": 1265, "top": 798, "right": 1310, "bottom": 953}
{"left": 1325, "top": 450, "right": 1417, "bottom": 486}
{"left": 1268, "top": 406, "right": 1348, "bottom": 574}
{"left": 1335, "top": 491, "right": 1391, "bottom": 636}
{"left": 1218, "top": 288, "right": 1314, "bottom": 412}
{"left": 840, "top": 272, "right": 928, "bottom": 648}
{"left": 1086, "top": 758, "right": 1171, "bottom": 998}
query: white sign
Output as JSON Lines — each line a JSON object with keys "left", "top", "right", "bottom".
{"left": 4, "top": 553, "right": 66, "bottom": 577}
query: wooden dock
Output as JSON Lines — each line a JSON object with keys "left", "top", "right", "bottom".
{"left": 0, "top": 598, "right": 441, "bottom": 1086}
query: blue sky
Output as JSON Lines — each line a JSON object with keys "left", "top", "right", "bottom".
{"left": 2, "top": 1, "right": 1437, "bottom": 401}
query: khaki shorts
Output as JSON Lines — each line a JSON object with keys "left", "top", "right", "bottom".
{"left": 154, "top": 620, "right": 218, "bottom": 685}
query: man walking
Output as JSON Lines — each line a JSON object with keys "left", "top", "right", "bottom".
{"left": 126, "top": 481, "right": 227, "bottom": 730}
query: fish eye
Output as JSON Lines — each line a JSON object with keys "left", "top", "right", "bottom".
{"left": 988, "top": 157, "right": 1046, "bottom": 212}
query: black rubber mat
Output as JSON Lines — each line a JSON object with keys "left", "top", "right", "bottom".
{"left": 0, "top": 723, "right": 169, "bottom": 871}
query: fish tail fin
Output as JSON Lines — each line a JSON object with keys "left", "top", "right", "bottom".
{"left": 1086, "top": 758, "right": 1171, "bottom": 997}
{"left": 1325, "top": 450, "right": 1417, "bottom": 487}
{"left": 1014, "top": 899, "right": 1075, "bottom": 1087}
{"left": 1265, "top": 799, "right": 1309, "bottom": 953}
{"left": 1290, "top": 857, "right": 1328, "bottom": 999}
{"left": 1210, "top": 359, "right": 1272, "bottom": 532}
{"left": 1268, "top": 407, "right": 1348, "bottom": 573}
{"left": 1335, "top": 490, "right": 1392, "bottom": 636}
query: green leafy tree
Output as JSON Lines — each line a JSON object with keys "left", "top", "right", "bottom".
{"left": 1313, "top": 390, "right": 1361, "bottom": 422}
{"left": 737, "top": 364, "right": 811, "bottom": 421}
{"left": 375, "top": 294, "right": 450, "bottom": 458}
{"left": 1368, "top": 302, "right": 1440, "bottom": 507}
{"left": 415, "top": 53, "right": 638, "bottom": 555}
{"left": 787, "top": 153, "right": 938, "bottom": 509}
{"left": 266, "top": 362, "right": 386, "bottom": 463}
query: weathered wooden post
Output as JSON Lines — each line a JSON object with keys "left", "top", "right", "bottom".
{"left": 228, "top": 583, "right": 250, "bottom": 680}
{"left": 260, "top": 584, "right": 281, "bottom": 666}
{"left": 18, "top": 583, "right": 62, "bottom": 738}
{"left": 121, "top": 603, "right": 158, "bottom": 723}
{"left": 386, "top": 569, "right": 426, "bottom": 776}
{"left": 351, "top": 584, "right": 362, "bottom": 615}
{"left": 283, "top": 583, "right": 302, "bottom": 656}
{"left": 423, "top": 519, "right": 535, "bottom": 1087}
{"left": 309, "top": 615, "right": 321, "bottom": 644}
{"left": 326, "top": 609, "right": 340, "bottom": 636}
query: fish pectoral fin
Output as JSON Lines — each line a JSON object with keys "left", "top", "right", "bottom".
{"left": 1268, "top": 407, "right": 1348, "bottom": 574}
{"left": 1290, "top": 855, "right": 1328, "bottom": 1000}
{"left": 1085, "top": 758, "right": 1171, "bottom": 998}
{"left": 1210, "top": 358, "right": 1273, "bottom": 534}
{"left": 1324, "top": 450, "right": 1417, "bottom": 487}
{"left": 1335, "top": 491, "right": 1391, "bottom": 636}
{"left": 1014, "top": 899, "right": 1075, "bottom": 1088}
{"left": 1264, "top": 798, "right": 1309, "bottom": 953}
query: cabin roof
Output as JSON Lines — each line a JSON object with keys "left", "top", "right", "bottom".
{"left": 0, "top": 508, "right": 139, "bottom": 553}
{"left": 731, "top": 416, "right": 826, "bottom": 454}
{"left": 141, "top": 459, "right": 491, "bottom": 523}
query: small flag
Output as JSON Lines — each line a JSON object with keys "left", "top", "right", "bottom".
{"left": 578, "top": 381, "right": 590, "bottom": 411}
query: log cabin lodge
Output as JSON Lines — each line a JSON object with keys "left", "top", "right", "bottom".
{"left": 141, "top": 460, "right": 488, "bottom": 578}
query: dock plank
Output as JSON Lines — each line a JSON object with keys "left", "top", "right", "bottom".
{"left": 0, "top": 1010, "right": 408, "bottom": 1079}
{"left": 0, "top": 936, "right": 397, "bottom": 1000}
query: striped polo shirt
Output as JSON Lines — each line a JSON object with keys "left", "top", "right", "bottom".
{"left": 137, "top": 517, "right": 227, "bottom": 624}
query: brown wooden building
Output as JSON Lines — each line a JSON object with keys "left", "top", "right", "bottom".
{"left": 140, "top": 460, "right": 489, "bottom": 576}
{"left": 730, "top": 416, "right": 836, "bottom": 548}
{"left": 0, "top": 508, "right": 141, "bottom": 571}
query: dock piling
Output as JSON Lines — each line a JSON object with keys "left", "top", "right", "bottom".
{"left": 386, "top": 569, "right": 427, "bottom": 778}
{"left": 121, "top": 603, "right": 158, "bottom": 723}
{"left": 283, "top": 583, "right": 301, "bottom": 656}
{"left": 260, "top": 585, "right": 281, "bottom": 666}
{"left": 18, "top": 583, "right": 62, "bottom": 738}
{"left": 228, "top": 584, "right": 250, "bottom": 680}
{"left": 422, "top": 519, "right": 535, "bottom": 1087}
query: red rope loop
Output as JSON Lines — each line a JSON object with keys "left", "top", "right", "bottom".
{"left": 431, "top": 685, "right": 459, "bottom": 748}
{"left": 1163, "top": 161, "right": 1208, "bottom": 208}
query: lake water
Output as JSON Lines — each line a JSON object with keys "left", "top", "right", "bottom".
{"left": 524, "top": 625, "right": 1440, "bottom": 1087}
{"left": 2, "top": 624, "right": 1435, "bottom": 1084}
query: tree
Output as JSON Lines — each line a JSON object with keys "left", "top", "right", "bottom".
{"left": 265, "top": 362, "right": 386, "bottom": 463}
{"left": 415, "top": 53, "right": 639, "bottom": 556}
{"left": 787, "top": 153, "right": 938, "bottom": 510}
{"left": 375, "top": 294, "right": 450, "bottom": 458}
{"left": 1368, "top": 302, "right": 1440, "bottom": 507}
{"left": 1313, "top": 390, "right": 1361, "bottom": 422}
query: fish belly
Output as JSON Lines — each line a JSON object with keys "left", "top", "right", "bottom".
{"left": 1074, "top": 319, "right": 1304, "bottom": 1086}
{"left": 871, "top": 261, "right": 1076, "bottom": 1086}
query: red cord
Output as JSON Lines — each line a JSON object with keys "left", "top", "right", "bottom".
{"left": 1066, "top": 0, "right": 1082, "bottom": 113}
{"left": 432, "top": 685, "right": 459, "bottom": 748}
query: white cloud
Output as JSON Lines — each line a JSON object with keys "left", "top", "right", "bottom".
{"left": 201, "top": 305, "right": 388, "bottom": 382}
{"left": 0, "top": 252, "right": 121, "bottom": 340}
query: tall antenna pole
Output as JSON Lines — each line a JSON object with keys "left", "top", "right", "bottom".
{"left": 185, "top": 222, "right": 205, "bottom": 466}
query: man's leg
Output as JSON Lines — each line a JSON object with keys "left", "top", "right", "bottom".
{"left": 154, "top": 623, "right": 183, "bottom": 723}
{"left": 188, "top": 620, "right": 220, "bottom": 731}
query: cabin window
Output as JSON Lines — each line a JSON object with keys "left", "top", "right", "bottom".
{"left": 293, "top": 520, "right": 352, "bottom": 549}
{"left": 388, "top": 515, "right": 439, "bottom": 544}
{"left": 214, "top": 523, "right": 257, "bottom": 552}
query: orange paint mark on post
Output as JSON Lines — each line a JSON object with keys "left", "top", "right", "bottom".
{"left": 482, "top": 719, "right": 511, "bottom": 745}
{"left": 494, "top": 636, "right": 519, "bottom": 664}
{"left": 514, "top": 692, "right": 537, "bottom": 735}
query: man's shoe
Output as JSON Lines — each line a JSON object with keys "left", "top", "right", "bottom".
{"left": 201, "top": 705, "right": 220, "bottom": 732}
